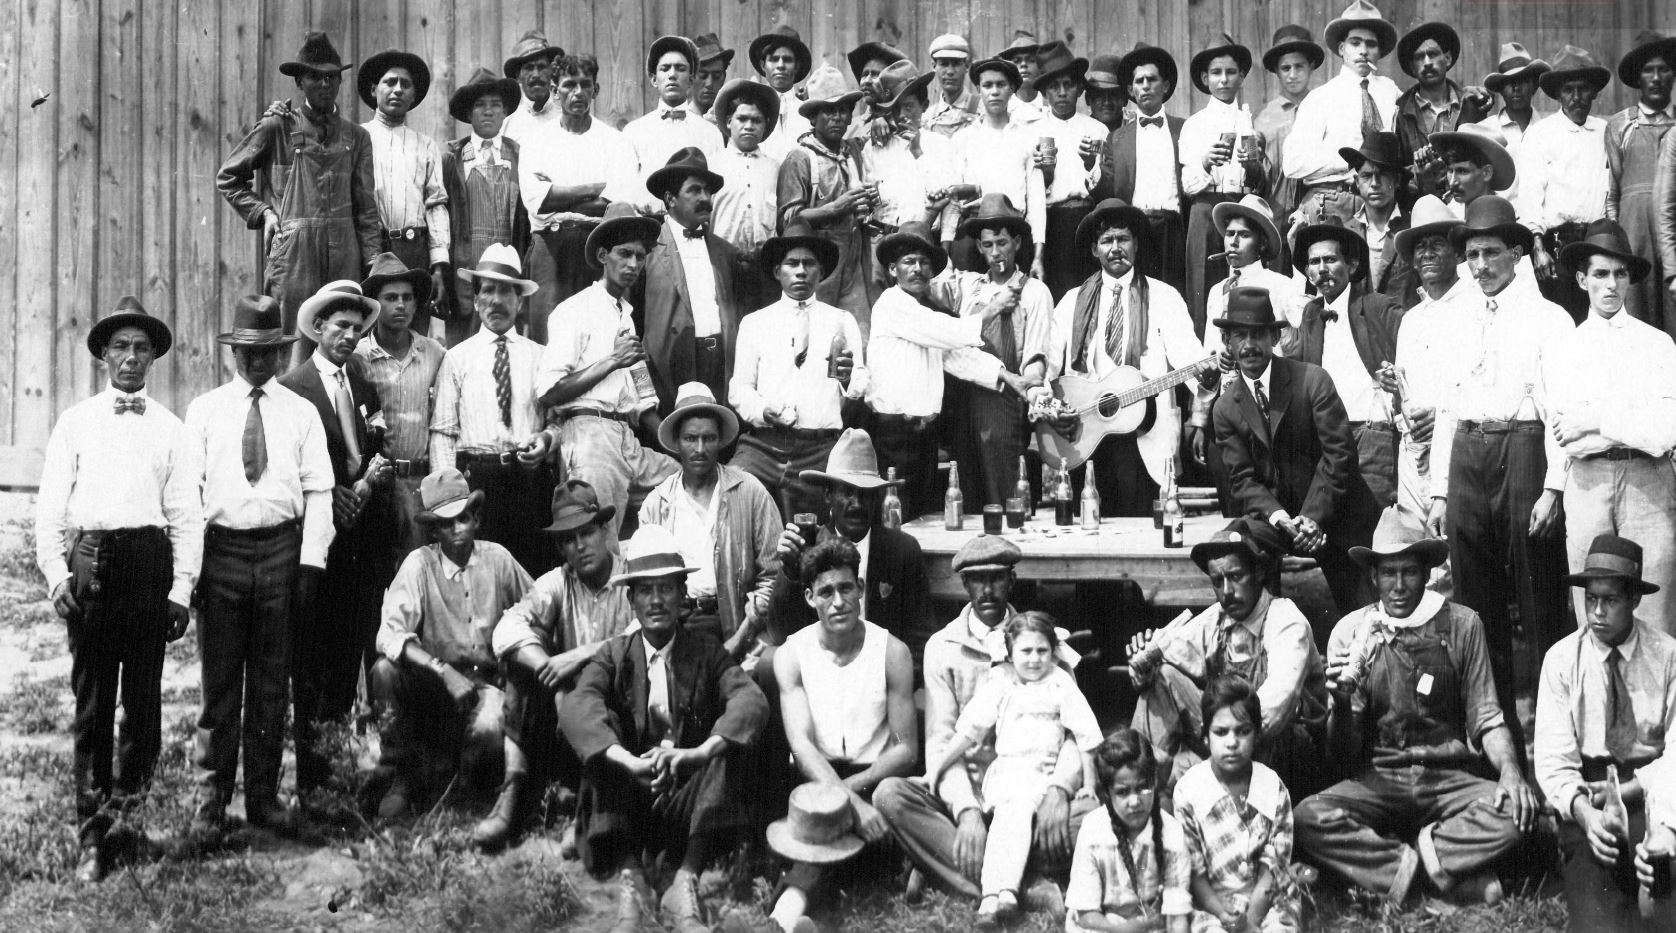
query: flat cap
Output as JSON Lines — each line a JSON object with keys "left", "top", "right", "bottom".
{"left": 952, "top": 535, "right": 1023, "bottom": 573}
{"left": 929, "top": 34, "right": 971, "bottom": 60}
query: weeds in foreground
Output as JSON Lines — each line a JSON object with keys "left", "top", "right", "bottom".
{"left": 7, "top": 671, "right": 69, "bottom": 735}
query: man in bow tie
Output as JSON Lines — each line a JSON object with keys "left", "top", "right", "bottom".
{"left": 36, "top": 298, "right": 203, "bottom": 881}
{"left": 1094, "top": 45, "right": 1188, "bottom": 292}
{"left": 623, "top": 36, "right": 724, "bottom": 212}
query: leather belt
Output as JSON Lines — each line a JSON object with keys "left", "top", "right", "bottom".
{"left": 1457, "top": 419, "right": 1542, "bottom": 434}
{"left": 754, "top": 426, "right": 842, "bottom": 442}
{"left": 457, "top": 450, "right": 520, "bottom": 465}
{"left": 206, "top": 518, "right": 301, "bottom": 541}
{"left": 389, "top": 458, "right": 430, "bottom": 477}
{"left": 385, "top": 225, "right": 428, "bottom": 242}
{"left": 1349, "top": 421, "right": 1396, "bottom": 433}
{"left": 873, "top": 412, "right": 937, "bottom": 433}
{"left": 695, "top": 335, "right": 722, "bottom": 351}
{"left": 1141, "top": 209, "right": 1179, "bottom": 220}
{"left": 563, "top": 407, "right": 635, "bottom": 425}
{"left": 1582, "top": 447, "right": 1654, "bottom": 462}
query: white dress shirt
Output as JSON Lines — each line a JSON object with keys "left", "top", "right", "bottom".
{"left": 710, "top": 144, "right": 782, "bottom": 252}
{"left": 622, "top": 101, "right": 725, "bottom": 206}
{"left": 1543, "top": 309, "right": 1676, "bottom": 458}
{"left": 363, "top": 116, "right": 452, "bottom": 265}
{"left": 730, "top": 296, "right": 868, "bottom": 429}
{"left": 1517, "top": 112, "right": 1610, "bottom": 233}
{"left": 759, "top": 88, "right": 814, "bottom": 161}
{"left": 517, "top": 115, "right": 639, "bottom": 229}
{"left": 186, "top": 376, "right": 336, "bottom": 568}
{"left": 932, "top": 268, "right": 1055, "bottom": 375}
{"left": 1040, "top": 111, "right": 1106, "bottom": 203}
{"left": 666, "top": 217, "right": 722, "bottom": 336}
{"left": 952, "top": 119, "right": 1048, "bottom": 248}
{"left": 1132, "top": 113, "right": 1182, "bottom": 212}
{"left": 864, "top": 285, "right": 1000, "bottom": 417}
{"left": 1318, "top": 289, "right": 1386, "bottom": 423}
{"left": 1474, "top": 109, "right": 1529, "bottom": 205}
{"left": 1179, "top": 97, "right": 1249, "bottom": 197}
{"left": 1394, "top": 275, "right": 1477, "bottom": 417}
{"left": 539, "top": 280, "right": 650, "bottom": 415}
{"left": 501, "top": 95, "right": 564, "bottom": 146}
{"left": 669, "top": 481, "right": 720, "bottom": 598}
{"left": 1285, "top": 65, "right": 1402, "bottom": 186}
{"left": 859, "top": 134, "right": 932, "bottom": 228}
{"left": 429, "top": 327, "right": 550, "bottom": 466}
{"left": 36, "top": 388, "right": 205, "bottom": 606}
{"left": 466, "top": 132, "right": 507, "bottom": 178}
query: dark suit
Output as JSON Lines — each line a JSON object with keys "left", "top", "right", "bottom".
{"left": 632, "top": 221, "right": 749, "bottom": 414}
{"left": 767, "top": 526, "right": 936, "bottom": 673}
{"left": 560, "top": 628, "right": 766, "bottom": 876}
{"left": 278, "top": 359, "right": 385, "bottom": 795}
{"left": 1367, "top": 214, "right": 1419, "bottom": 310}
{"left": 441, "top": 136, "right": 530, "bottom": 343}
{"left": 1293, "top": 286, "right": 1405, "bottom": 509}
{"left": 1096, "top": 115, "right": 1188, "bottom": 293}
{"left": 1211, "top": 356, "right": 1379, "bottom": 625}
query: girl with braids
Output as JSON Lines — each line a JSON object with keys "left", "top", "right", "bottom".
{"left": 1065, "top": 729, "right": 1194, "bottom": 933}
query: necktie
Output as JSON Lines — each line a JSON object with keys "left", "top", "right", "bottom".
{"left": 333, "top": 371, "right": 363, "bottom": 477}
{"left": 793, "top": 303, "right": 811, "bottom": 368}
{"left": 1360, "top": 78, "right": 1382, "bottom": 138}
{"left": 1138, "top": 116, "right": 1163, "bottom": 128}
{"left": 1606, "top": 647, "right": 1637, "bottom": 759}
{"left": 1222, "top": 268, "right": 1241, "bottom": 296}
{"left": 661, "top": 108, "right": 688, "bottom": 121}
{"left": 985, "top": 284, "right": 1020, "bottom": 371}
{"left": 1254, "top": 379, "right": 1270, "bottom": 419}
{"left": 243, "top": 388, "right": 267, "bottom": 484}
{"left": 493, "top": 336, "right": 513, "bottom": 429}
{"left": 478, "top": 138, "right": 493, "bottom": 167}
{"left": 1103, "top": 282, "right": 1127, "bottom": 365}
{"left": 647, "top": 646, "right": 671, "bottom": 741}
{"left": 113, "top": 396, "right": 145, "bottom": 415}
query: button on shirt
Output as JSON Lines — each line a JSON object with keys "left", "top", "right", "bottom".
{"left": 35, "top": 389, "right": 205, "bottom": 606}
{"left": 364, "top": 116, "right": 452, "bottom": 266}
{"left": 1543, "top": 310, "right": 1676, "bottom": 458}
{"left": 517, "top": 115, "right": 639, "bottom": 229}
{"left": 932, "top": 268, "right": 1054, "bottom": 373}
{"left": 666, "top": 217, "right": 722, "bottom": 336}
{"left": 355, "top": 333, "right": 446, "bottom": 461}
{"left": 1131, "top": 113, "right": 1183, "bottom": 212}
{"left": 429, "top": 328, "right": 549, "bottom": 465}
{"left": 710, "top": 145, "right": 782, "bottom": 253}
{"left": 952, "top": 119, "right": 1048, "bottom": 247}
{"left": 1155, "top": 593, "right": 1321, "bottom": 733}
{"left": 186, "top": 376, "right": 336, "bottom": 568}
{"left": 646, "top": 633, "right": 676, "bottom": 734}
{"left": 730, "top": 297, "right": 869, "bottom": 429}
{"left": 1047, "top": 271, "right": 1207, "bottom": 425}
{"left": 865, "top": 285, "right": 1000, "bottom": 418}
{"left": 492, "top": 556, "right": 637, "bottom": 659}
{"left": 1040, "top": 111, "right": 1106, "bottom": 203}
{"left": 1286, "top": 66, "right": 1401, "bottom": 186}
{"left": 859, "top": 134, "right": 932, "bottom": 228}
{"left": 1180, "top": 96, "right": 1249, "bottom": 197}
{"left": 1518, "top": 112, "right": 1610, "bottom": 233}
{"left": 539, "top": 280, "right": 650, "bottom": 415}
{"left": 1318, "top": 290, "right": 1387, "bottom": 423}
{"left": 622, "top": 102, "right": 724, "bottom": 204}
{"left": 375, "top": 541, "right": 535, "bottom": 667}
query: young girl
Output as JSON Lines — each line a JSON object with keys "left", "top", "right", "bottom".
{"left": 1065, "top": 729, "right": 1194, "bottom": 933}
{"left": 1173, "top": 676, "right": 1298, "bottom": 933}
{"left": 915, "top": 611, "right": 1104, "bottom": 928}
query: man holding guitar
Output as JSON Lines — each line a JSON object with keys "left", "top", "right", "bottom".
{"left": 1039, "top": 198, "right": 1210, "bottom": 516}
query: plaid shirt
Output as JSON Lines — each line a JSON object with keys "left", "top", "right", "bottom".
{"left": 1066, "top": 810, "right": 1193, "bottom": 928}
{"left": 1174, "top": 761, "right": 1298, "bottom": 931}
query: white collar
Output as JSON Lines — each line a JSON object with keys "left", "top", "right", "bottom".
{"left": 1101, "top": 267, "right": 1136, "bottom": 291}
{"left": 1201, "top": 95, "right": 1240, "bottom": 115}
{"left": 1338, "top": 63, "right": 1380, "bottom": 82}
{"left": 781, "top": 295, "right": 819, "bottom": 313}
{"left": 1243, "top": 361, "right": 1273, "bottom": 390}
{"left": 1325, "top": 287, "right": 1352, "bottom": 318}
{"left": 666, "top": 215, "right": 701, "bottom": 239}
{"left": 1587, "top": 309, "right": 1633, "bottom": 330}
{"left": 728, "top": 141, "right": 763, "bottom": 157}
{"left": 645, "top": 630, "right": 678, "bottom": 661}
{"left": 311, "top": 351, "right": 344, "bottom": 381}
{"left": 105, "top": 386, "right": 151, "bottom": 401}
{"left": 470, "top": 131, "right": 502, "bottom": 149}
{"left": 1640, "top": 103, "right": 1676, "bottom": 121}
{"left": 656, "top": 100, "right": 697, "bottom": 116}
{"left": 440, "top": 547, "right": 475, "bottom": 580}
{"left": 1587, "top": 625, "right": 1641, "bottom": 663}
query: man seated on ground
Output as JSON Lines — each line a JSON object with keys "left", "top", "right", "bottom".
{"left": 874, "top": 536, "right": 1091, "bottom": 916}
{"left": 1294, "top": 507, "right": 1536, "bottom": 910}
{"left": 477, "top": 479, "right": 635, "bottom": 851}
{"left": 369, "top": 469, "right": 534, "bottom": 821}
{"left": 559, "top": 525, "right": 767, "bottom": 933}
{"left": 1126, "top": 518, "right": 1328, "bottom": 798}
{"left": 724, "top": 538, "right": 918, "bottom": 933}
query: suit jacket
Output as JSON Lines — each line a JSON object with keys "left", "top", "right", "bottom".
{"left": 278, "top": 360, "right": 383, "bottom": 488}
{"left": 631, "top": 222, "right": 749, "bottom": 413}
{"left": 768, "top": 525, "right": 936, "bottom": 670}
{"left": 559, "top": 628, "right": 766, "bottom": 762}
{"left": 1095, "top": 114, "right": 1187, "bottom": 211}
{"left": 1369, "top": 214, "right": 1419, "bottom": 309}
{"left": 1393, "top": 81, "right": 1488, "bottom": 201}
{"left": 1211, "top": 355, "right": 1378, "bottom": 535}
{"left": 1291, "top": 285, "right": 1405, "bottom": 380}
{"left": 441, "top": 136, "right": 531, "bottom": 266}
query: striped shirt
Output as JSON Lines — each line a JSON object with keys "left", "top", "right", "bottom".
{"left": 354, "top": 333, "right": 445, "bottom": 461}
{"left": 429, "top": 327, "right": 549, "bottom": 465}
{"left": 517, "top": 114, "right": 640, "bottom": 229}
{"left": 710, "top": 145, "right": 782, "bottom": 253}
{"left": 363, "top": 116, "right": 452, "bottom": 266}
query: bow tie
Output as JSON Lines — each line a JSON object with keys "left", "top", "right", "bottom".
{"left": 1138, "top": 115, "right": 1164, "bottom": 128}
{"left": 661, "top": 108, "right": 688, "bottom": 121}
{"left": 114, "top": 396, "right": 145, "bottom": 415}
{"left": 1320, "top": 308, "right": 1339, "bottom": 323}
{"left": 682, "top": 224, "right": 708, "bottom": 239}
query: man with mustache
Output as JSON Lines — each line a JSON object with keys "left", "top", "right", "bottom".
{"left": 1544, "top": 221, "right": 1676, "bottom": 633}
{"left": 1082, "top": 53, "right": 1127, "bottom": 134}
{"left": 1605, "top": 32, "right": 1676, "bottom": 331}
{"left": 500, "top": 30, "right": 563, "bottom": 143}
{"left": 37, "top": 298, "right": 201, "bottom": 880}
{"left": 1392, "top": 23, "right": 1490, "bottom": 201}
{"left": 623, "top": 36, "right": 724, "bottom": 211}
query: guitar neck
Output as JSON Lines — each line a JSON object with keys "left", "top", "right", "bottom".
{"left": 1115, "top": 357, "right": 1216, "bottom": 408}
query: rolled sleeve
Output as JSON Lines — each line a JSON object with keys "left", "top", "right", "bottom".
{"left": 375, "top": 550, "right": 428, "bottom": 660}
{"left": 492, "top": 576, "right": 558, "bottom": 659}
{"left": 1534, "top": 643, "right": 1585, "bottom": 820}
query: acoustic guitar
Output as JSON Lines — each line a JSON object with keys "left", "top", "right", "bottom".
{"left": 1033, "top": 356, "right": 1219, "bottom": 470}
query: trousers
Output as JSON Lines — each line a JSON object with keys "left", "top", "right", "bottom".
{"left": 558, "top": 415, "right": 677, "bottom": 543}
{"left": 293, "top": 517, "right": 384, "bottom": 796}
{"left": 367, "top": 656, "right": 504, "bottom": 794}
{"left": 1565, "top": 455, "right": 1676, "bottom": 635}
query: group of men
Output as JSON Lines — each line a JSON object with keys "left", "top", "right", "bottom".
{"left": 32, "top": 5, "right": 1676, "bottom": 933}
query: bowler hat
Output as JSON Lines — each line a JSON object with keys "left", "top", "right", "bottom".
{"left": 1116, "top": 44, "right": 1177, "bottom": 102}
{"left": 608, "top": 525, "right": 697, "bottom": 586}
{"left": 543, "top": 479, "right": 616, "bottom": 534}
{"left": 585, "top": 202, "right": 661, "bottom": 270}
{"left": 1323, "top": 0, "right": 1397, "bottom": 58}
{"left": 1190, "top": 33, "right": 1252, "bottom": 95}
{"left": 1209, "top": 286, "right": 1284, "bottom": 331}
{"left": 1483, "top": 42, "right": 1551, "bottom": 93}
{"left": 1449, "top": 195, "right": 1533, "bottom": 254}
{"left": 799, "top": 428, "right": 900, "bottom": 490}
{"left": 358, "top": 49, "right": 431, "bottom": 110}
{"left": 361, "top": 252, "right": 432, "bottom": 308}
{"left": 713, "top": 77, "right": 780, "bottom": 136}
{"left": 1396, "top": 23, "right": 1460, "bottom": 79}
{"left": 280, "top": 31, "right": 351, "bottom": 78}
{"left": 646, "top": 147, "right": 725, "bottom": 202}
{"left": 1539, "top": 46, "right": 1611, "bottom": 98}
{"left": 658, "top": 382, "right": 740, "bottom": 454}
{"left": 749, "top": 26, "right": 812, "bottom": 84}
{"left": 217, "top": 295, "right": 298, "bottom": 347}
{"left": 1558, "top": 218, "right": 1652, "bottom": 283}
{"left": 876, "top": 221, "right": 947, "bottom": 275}
{"left": 448, "top": 66, "right": 520, "bottom": 125}
{"left": 1348, "top": 507, "right": 1450, "bottom": 568}
{"left": 1566, "top": 534, "right": 1660, "bottom": 595}
{"left": 415, "top": 469, "right": 485, "bottom": 523}
{"left": 87, "top": 295, "right": 173, "bottom": 360}
{"left": 1263, "top": 25, "right": 1325, "bottom": 73}
{"left": 767, "top": 783, "right": 865, "bottom": 864}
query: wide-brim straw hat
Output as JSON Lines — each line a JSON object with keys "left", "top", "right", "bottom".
{"left": 297, "top": 281, "right": 381, "bottom": 339}
{"left": 1484, "top": 42, "right": 1551, "bottom": 92}
{"left": 1212, "top": 195, "right": 1284, "bottom": 261}
{"left": 766, "top": 783, "right": 866, "bottom": 864}
{"left": 456, "top": 243, "right": 539, "bottom": 297}
{"left": 658, "top": 382, "right": 741, "bottom": 454}
{"left": 798, "top": 63, "right": 865, "bottom": 118}
{"left": 1392, "top": 195, "right": 1460, "bottom": 258}
{"left": 608, "top": 526, "right": 699, "bottom": 586}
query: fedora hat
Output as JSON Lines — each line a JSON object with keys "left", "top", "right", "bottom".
{"left": 1540, "top": 45, "right": 1611, "bottom": 98}
{"left": 608, "top": 525, "right": 698, "bottom": 586}
{"left": 647, "top": 146, "right": 725, "bottom": 201}
{"left": 1263, "top": 25, "right": 1324, "bottom": 73}
{"left": 1190, "top": 518, "right": 1287, "bottom": 574}
{"left": 279, "top": 31, "right": 351, "bottom": 78}
{"left": 876, "top": 220, "right": 948, "bottom": 275}
{"left": 1210, "top": 286, "right": 1285, "bottom": 331}
{"left": 1075, "top": 198, "right": 1152, "bottom": 254}
{"left": 847, "top": 41, "right": 908, "bottom": 85}
{"left": 358, "top": 49, "right": 431, "bottom": 110}
{"left": 799, "top": 428, "right": 900, "bottom": 490}
{"left": 929, "top": 34, "right": 971, "bottom": 62}
{"left": 1034, "top": 41, "right": 1089, "bottom": 88}
{"left": 1116, "top": 43, "right": 1178, "bottom": 102}
{"left": 692, "top": 33, "right": 734, "bottom": 68}
{"left": 585, "top": 202, "right": 661, "bottom": 270}
{"left": 1484, "top": 42, "right": 1551, "bottom": 92}
{"left": 1620, "top": 32, "right": 1676, "bottom": 88}
{"left": 88, "top": 295, "right": 173, "bottom": 360}
{"left": 1212, "top": 195, "right": 1284, "bottom": 261}
{"left": 647, "top": 35, "right": 700, "bottom": 76}
{"left": 1428, "top": 123, "right": 1516, "bottom": 191}
{"left": 767, "top": 783, "right": 866, "bottom": 864}
{"left": 761, "top": 222, "right": 840, "bottom": 274}
{"left": 1086, "top": 53, "right": 1125, "bottom": 92}
{"left": 872, "top": 61, "right": 937, "bottom": 112}
{"left": 1559, "top": 218, "right": 1652, "bottom": 283}
{"left": 1567, "top": 534, "right": 1661, "bottom": 595}
{"left": 1190, "top": 33, "right": 1252, "bottom": 95}
{"left": 958, "top": 192, "right": 1032, "bottom": 242}
{"left": 658, "top": 382, "right": 740, "bottom": 454}
{"left": 1323, "top": 0, "right": 1397, "bottom": 58}
{"left": 713, "top": 77, "right": 780, "bottom": 135}
{"left": 457, "top": 242, "right": 539, "bottom": 297}
{"left": 503, "top": 30, "right": 561, "bottom": 79}
{"left": 1393, "top": 194, "right": 1461, "bottom": 258}
{"left": 1348, "top": 507, "right": 1450, "bottom": 568}
{"left": 968, "top": 57, "right": 1022, "bottom": 91}
{"left": 1338, "top": 131, "right": 1405, "bottom": 175}
{"left": 449, "top": 66, "right": 521, "bottom": 124}
{"left": 543, "top": 479, "right": 616, "bottom": 534}
{"left": 361, "top": 252, "right": 431, "bottom": 308}
{"left": 415, "top": 469, "right": 485, "bottom": 524}
{"left": 297, "top": 280, "right": 381, "bottom": 338}
{"left": 1292, "top": 220, "right": 1370, "bottom": 276}
{"left": 798, "top": 64, "right": 865, "bottom": 118}
{"left": 996, "top": 31, "right": 1042, "bottom": 61}
{"left": 1396, "top": 23, "right": 1460, "bottom": 79}
{"left": 1449, "top": 195, "right": 1533, "bottom": 254}
{"left": 749, "top": 26, "right": 813, "bottom": 84}
{"left": 217, "top": 295, "right": 297, "bottom": 347}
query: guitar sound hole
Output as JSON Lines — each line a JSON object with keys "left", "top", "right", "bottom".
{"left": 1097, "top": 394, "right": 1121, "bottom": 417}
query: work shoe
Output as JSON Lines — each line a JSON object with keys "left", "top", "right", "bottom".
{"left": 471, "top": 775, "right": 526, "bottom": 851}
{"left": 1451, "top": 870, "right": 1504, "bottom": 905}
{"left": 188, "top": 800, "right": 226, "bottom": 841}
{"left": 377, "top": 778, "right": 413, "bottom": 822}
{"left": 611, "top": 868, "right": 653, "bottom": 933}
{"left": 903, "top": 866, "right": 926, "bottom": 904}
{"left": 75, "top": 845, "right": 105, "bottom": 883}
{"left": 720, "top": 907, "right": 782, "bottom": 933}
{"left": 659, "top": 868, "right": 707, "bottom": 933}
{"left": 1388, "top": 844, "right": 1420, "bottom": 908}
{"left": 975, "top": 894, "right": 1003, "bottom": 931}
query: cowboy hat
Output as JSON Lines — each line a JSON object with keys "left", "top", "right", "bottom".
{"left": 968, "top": 58, "right": 1022, "bottom": 91}
{"left": 456, "top": 242, "right": 539, "bottom": 297}
{"left": 297, "top": 280, "right": 381, "bottom": 338}
{"left": 958, "top": 193, "right": 1032, "bottom": 242}
{"left": 1074, "top": 198, "right": 1152, "bottom": 254}
{"left": 647, "top": 35, "right": 700, "bottom": 76}
{"left": 1212, "top": 195, "right": 1284, "bottom": 261}
{"left": 658, "top": 382, "right": 740, "bottom": 454}
{"left": 1539, "top": 45, "right": 1611, "bottom": 98}
{"left": 358, "top": 49, "right": 431, "bottom": 110}
{"left": 1449, "top": 195, "right": 1533, "bottom": 254}
{"left": 847, "top": 41, "right": 908, "bottom": 85}
{"left": 1190, "top": 518, "right": 1287, "bottom": 574}
{"left": 996, "top": 31, "right": 1042, "bottom": 61}
{"left": 928, "top": 34, "right": 970, "bottom": 61}
{"left": 502, "top": 30, "right": 561, "bottom": 79}
{"left": 692, "top": 33, "right": 735, "bottom": 68}
{"left": 872, "top": 61, "right": 936, "bottom": 112}
{"left": 713, "top": 77, "right": 780, "bottom": 135}
{"left": 1210, "top": 286, "right": 1285, "bottom": 331}
{"left": 798, "top": 64, "right": 865, "bottom": 118}
{"left": 1566, "top": 534, "right": 1661, "bottom": 595}
{"left": 767, "top": 783, "right": 865, "bottom": 864}
{"left": 1393, "top": 194, "right": 1460, "bottom": 258}
{"left": 762, "top": 222, "right": 840, "bottom": 273}
{"left": 543, "top": 479, "right": 616, "bottom": 534}
{"left": 1338, "top": 131, "right": 1405, "bottom": 175}
{"left": 1348, "top": 507, "right": 1450, "bottom": 568}
{"left": 1619, "top": 32, "right": 1676, "bottom": 88}
{"left": 646, "top": 147, "right": 725, "bottom": 201}
{"left": 1427, "top": 123, "right": 1516, "bottom": 191}
{"left": 608, "top": 525, "right": 698, "bottom": 586}
{"left": 1323, "top": 0, "right": 1397, "bottom": 58}
{"left": 415, "top": 469, "right": 485, "bottom": 523}
{"left": 1116, "top": 44, "right": 1178, "bottom": 102}
{"left": 361, "top": 252, "right": 432, "bottom": 308}
{"left": 1558, "top": 218, "right": 1652, "bottom": 283}
{"left": 1263, "top": 25, "right": 1324, "bottom": 73}
{"left": 1292, "top": 220, "right": 1370, "bottom": 277}
{"left": 876, "top": 220, "right": 947, "bottom": 274}
{"left": 1190, "top": 33, "right": 1252, "bottom": 95}
{"left": 1396, "top": 23, "right": 1460, "bottom": 79}
{"left": 799, "top": 428, "right": 901, "bottom": 490}
{"left": 749, "top": 25, "right": 813, "bottom": 84}
{"left": 449, "top": 66, "right": 520, "bottom": 124}
{"left": 87, "top": 295, "right": 173, "bottom": 359}
{"left": 585, "top": 202, "right": 661, "bottom": 270}
{"left": 1034, "top": 41, "right": 1090, "bottom": 89}
{"left": 217, "top": 295, "right": 298, "bottom": 347}
{"left": 279, "top": 31, "right": 351, "bottom": 78}
{"left": 1483, "top": 42, "right": 1551, "bottom": 92}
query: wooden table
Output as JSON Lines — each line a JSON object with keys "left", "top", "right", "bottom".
{"left": 902, "top": 514, "right": 1229, "bottom": 606}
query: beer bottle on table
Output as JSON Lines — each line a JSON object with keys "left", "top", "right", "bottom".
{"left": 1053, "top": 468, "right": 1074, "bottom": 527}
{"left": 882, "top": 468, "right": 904, "bottom": 530}
{"left": 1014, "top": 455, "right": 1033, "bottom": 518}
{"left": 1080, "top": 462, "right": 1101, "bottom": 530}
{"left": 944, "top": 462, "right": 964, "bottom": 531}
{"left": 1162, "top": 459, "right": 1185, "bottom": 548}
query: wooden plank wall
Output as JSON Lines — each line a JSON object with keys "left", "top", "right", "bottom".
{"left": 0, "top": 0, "right": 1667, "bottom": 467}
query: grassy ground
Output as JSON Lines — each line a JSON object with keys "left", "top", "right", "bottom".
{"left": 0, "top": 494, "right": 1569, "bottom": 931}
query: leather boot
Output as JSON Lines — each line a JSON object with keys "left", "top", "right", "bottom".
{"left": 611, "top": 868, "right": 653, "bottom": 933}
{"left": 471, "top": 774, "right": 526, "bottom": 851}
